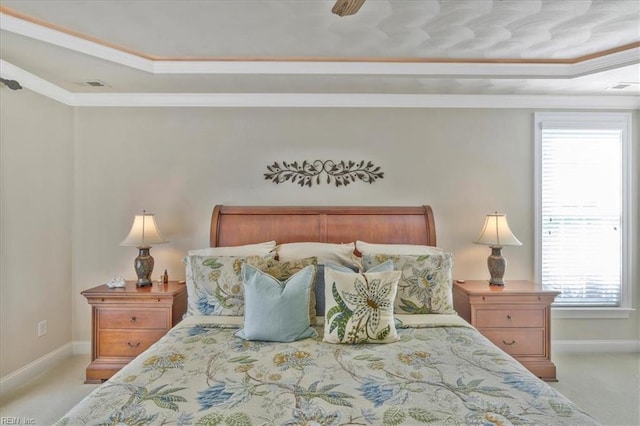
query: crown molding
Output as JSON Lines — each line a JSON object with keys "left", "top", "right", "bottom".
{"left": 2, "top": 11, "right": 639, "bottom": 79}
{"left": 0, "top": 60, "right": 71, "bottom": 104}
{"left": 69, "top": 92, "right": 640, "bottom": 109}
{"left": 2, "top": 60, "right": 638, "bottom": 109}
{"left": 0, "top": 12, "right": 152, "bottom": 72}
{"left": 571, "top": 46, "right": 640, "bottom": 77}
{"left": 151, "top": 60, "right": 573, "bottom": 78}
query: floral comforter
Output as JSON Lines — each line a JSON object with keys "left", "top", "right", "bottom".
{"left": 57, "top": 315, "right": 599, "bottom": 426}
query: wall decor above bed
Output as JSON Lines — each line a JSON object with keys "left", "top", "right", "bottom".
{"left": 264, "top": 160, "right": 383, "bottom": 187}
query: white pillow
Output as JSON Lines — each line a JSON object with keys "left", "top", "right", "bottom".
{"left": 275, "top": 242, "right": 360, "bottom": 268}
{"left": 188, "top": 241, "right": 276, "bottom": 256}
{"left": 356, "top": 241, "right": 443, "bottom": 256}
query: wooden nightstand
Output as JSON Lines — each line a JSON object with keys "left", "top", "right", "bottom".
{"left": 453, "top": 280, "right": 560, "bottom": 381}
{"left": 81, "top": 281, "right": 187, "bottom": 383}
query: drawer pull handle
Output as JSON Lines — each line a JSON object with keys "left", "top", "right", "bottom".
{"left": 126, "top": 340, "right": 141, "bottom": 348}
{"left": 130, "top": 316, "right": 136, "bottom": 323}
{"left": 506, "top": 314, "right": 512, "bottom": 320}
{"left": 502, "top": 339, "right": 516, "bottom": 346}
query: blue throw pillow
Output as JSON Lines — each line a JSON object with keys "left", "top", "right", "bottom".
{"left": 236, "top": 264, "right": 317, "bottom": 342}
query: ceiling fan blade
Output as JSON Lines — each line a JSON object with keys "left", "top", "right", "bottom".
{"left": 332, "top": 0, "right": 366, "bottom": 17}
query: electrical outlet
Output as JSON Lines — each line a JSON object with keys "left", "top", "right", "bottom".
{"left": 37, "top": 320, "right": 47, "bottom": 337}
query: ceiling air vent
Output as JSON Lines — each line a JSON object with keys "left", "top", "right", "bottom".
{"left": 606, "top": 82, "right": 639, "bottom": 91}
{"left": 74, "top": 80, "right": 110, "bottom": 88}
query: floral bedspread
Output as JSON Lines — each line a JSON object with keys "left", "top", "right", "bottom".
{"left": 57, "top": 315, "right": 599, "bottom": 426}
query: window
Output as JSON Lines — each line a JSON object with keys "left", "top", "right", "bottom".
{"left": 534, "top": 112, "right": 632, "bottom": 313}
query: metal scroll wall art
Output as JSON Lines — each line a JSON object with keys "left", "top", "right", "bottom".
{"left": 265, "top": 160, "right": 384, "bottom": 187}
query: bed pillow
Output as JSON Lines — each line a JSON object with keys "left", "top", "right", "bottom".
{"left": 235, "top": 264, "right": 317, "bottom": 342}
{"left": 275, "top": 242, "right": 362, "bottom": 316}
{"left": 274, "top": 242, "right": 361, "bottom": 269}
{"left": 313, "top": 264, "right": 352, "bottom": 316}
{"left": 356, "top": 240, "right": 443, "bottom": 256}
{"left": 188, "top": 241, "right": 276, "bottom": 256}
{"left": 184, "top": 254, "right": 273, "bottom": 316}
{"left": 245, "top": 256, "right": 318, "bottom": 323}
{"left": 323, "top": 267, "right": 401, "bottom": 344}
{"left": 362, "top": 253, "right": 455, "bottom": 315}
{"left": 326, "top": 260, "right": 394, "bottom": 274}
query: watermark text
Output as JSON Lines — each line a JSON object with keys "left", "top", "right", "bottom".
{"left": 0, "top": 418, "right": 36, "bottom": 425}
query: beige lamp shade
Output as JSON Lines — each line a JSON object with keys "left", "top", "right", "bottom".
{"left": 120, "top": 212, "right": 168, "bottom": 247}
{"left": 474, "top": 212, "right": 522, "bottom": 248}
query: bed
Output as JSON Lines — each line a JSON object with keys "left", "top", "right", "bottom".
{"left": 58, "top": 205, "right": 599, "bottom": 425}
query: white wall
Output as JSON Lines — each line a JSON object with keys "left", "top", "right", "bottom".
{"left": 72, "top": 107, "right": 639, "bottom": 343}
{"left": 0, "top": 89, "right": 73, "bottom": 377}
{"left": 0, "top": 97, "right": 636, "bottom": 378}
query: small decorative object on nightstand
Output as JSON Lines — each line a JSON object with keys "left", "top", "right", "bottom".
{"left": 120, "top": 211, "right": 168, "bottom": 287}
{"left": 81, "top": 281, "right": 187, "bottom": 383}
{"left": 474, "top": 212, "right": 522, "bottom": 286}
{"left": 453, "top": 280, "right": 560, "bottom": 381}
{"left": 106, "top": 275, "right": 126, "bottom": 288}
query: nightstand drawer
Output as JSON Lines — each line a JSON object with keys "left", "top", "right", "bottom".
{"left": 98, "top": 308, "right": 168, "bottom": 330}
{"left": 481, "top": 329, "right": 544, "bottom": 356}
{"left": 475, "top": 308, "right": 544, "bottom": 328}
{"left": 98, "top": 330, "right": 166, "bottom": 357}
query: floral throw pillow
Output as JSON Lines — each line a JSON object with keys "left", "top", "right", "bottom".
{"left": 362, "top": 253, "right": 455, "bottom": 315}
{"left": 323, "top": 268, "right": 401, "bottom": 344}
{"left": 184, "top": 254, "right": 273, "bottom": 316}
{"left": 245, "top": 256, "right": 318, "bottom": 323}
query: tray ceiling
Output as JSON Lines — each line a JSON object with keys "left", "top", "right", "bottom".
{"left": 0, "top": 0, "right": 638, "bottom": 106}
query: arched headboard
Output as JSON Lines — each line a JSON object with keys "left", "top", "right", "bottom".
{"left": 210, "top": 205, "right": 436, "bottom": 248}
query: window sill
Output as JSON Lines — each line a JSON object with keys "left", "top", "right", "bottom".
{"left": 551, "top": 307, "right": 635, "bottom": 319}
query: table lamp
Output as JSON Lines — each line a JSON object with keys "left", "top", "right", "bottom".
{"left": 474, "top": 212, "right": 522, "bottom": 286}
{"left": 120, "top": 211, "right": 168, "bottom": 287}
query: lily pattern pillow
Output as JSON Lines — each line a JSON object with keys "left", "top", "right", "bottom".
{"left": 362, "top": 253, "right": 455, "bottom": 315}
{"left": 184, "top": 254, "right": 272, "bottom": 316}
{"left": 323, "top": 268, "right": 401, "bottom": 344}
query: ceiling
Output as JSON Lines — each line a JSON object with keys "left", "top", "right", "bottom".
{"left": 0, "top": 0, "right": 639, "bottom": 107}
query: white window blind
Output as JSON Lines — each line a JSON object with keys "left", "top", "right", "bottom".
{"left": 540, "top": 127, "right": 622, "bottom": 306}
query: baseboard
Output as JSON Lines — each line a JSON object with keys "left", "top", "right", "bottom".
{"left": 553, "top": 339, "right": 640, "bottom": 354}
{"left": 0, "top": 342, "right": 73, "bottom": 399}
{"left": 72, "top": 340, "right": 91, "bottom": 355}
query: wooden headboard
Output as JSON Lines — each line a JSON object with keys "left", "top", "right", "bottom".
{"left": 210, "top": 205, "right": 436, "bottom": 248}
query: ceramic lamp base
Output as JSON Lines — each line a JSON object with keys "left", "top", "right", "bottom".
{"left": 134, "top": 246, "right": 154, "bottom": 287}
{"left": 487, "top": 246, "right": 506, "bottom": 286}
